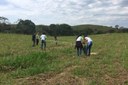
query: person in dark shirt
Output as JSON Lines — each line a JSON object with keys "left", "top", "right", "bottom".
{"left": 54, "top": 35, "right": 58, "bottom": 45}
{"left": 32, "top": 33, "right": 36, "bottom": 47}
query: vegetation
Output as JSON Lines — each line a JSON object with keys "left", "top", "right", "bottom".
{"left": 0, "top": 16, "right": 128, "bottom": 36}
{"left": 0, "top": 33, "right": 128, "bottom": 85}
{"left": 72, "top": 24, "right": 115, "bottom": 34}
{"left": 16, "top": 19, "right": 36, "bottom": 34}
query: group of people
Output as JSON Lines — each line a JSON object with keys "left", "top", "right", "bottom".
{"left": 32, "top": 32, "right": 93, "bottom": 56}
{"left": 32, "top": 32, "right": 47, "bottom": 50}
{"left": 75, "top": 34, "right": 93, "bottom": 56}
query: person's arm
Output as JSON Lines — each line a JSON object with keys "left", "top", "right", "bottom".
{"left": 83, "top": 37, "right": 87, "bottom": 44}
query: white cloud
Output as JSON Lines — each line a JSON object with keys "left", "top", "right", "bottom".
{"left": 0, "top": 0, "right": 128, "bottom": 27}
{"left": 111, "top": 0, "right": 122, "bottom": 5}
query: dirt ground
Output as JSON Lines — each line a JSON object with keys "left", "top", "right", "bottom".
{"left": 16, "top": 66, "right": 87, "bottom": 85}
{"left": 15, "top": 64, "right": 128, "bottom": 85}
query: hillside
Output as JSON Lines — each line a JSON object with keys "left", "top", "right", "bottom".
{"left": 72, "top": 24, "right": 112, "bottom": 30}
{"left": 0, "top": 33, "right": 128, "bottom": 85}
{"left": 72, "top": 24, "right": 115, "bottom": 34}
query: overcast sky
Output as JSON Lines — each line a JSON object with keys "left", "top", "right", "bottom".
{"left": 0, "top": 0, "right": 128, "bottom": 27}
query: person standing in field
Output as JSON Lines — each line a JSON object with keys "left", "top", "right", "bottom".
{"left": 54, "top": 35, "right": 58, "bottom": 45}
{"left": 84, "top": 34, "right": 93, "bottom": 56}
{"left": 40, "top": 32, "right": 47, "bottom": 50}
{"left": 32, "top": 33, "right": 36, "bottom": 47}
{"left": 36, "top": 32, "right": 40, "bottom": 45}
{"left": 75, "top": 34, "right": 83, "bottom": 56}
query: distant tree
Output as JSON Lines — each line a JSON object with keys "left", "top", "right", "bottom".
{"left": 0, "top": 16, "right": 9, "bottom": 24}
{"left": 49, "top": 24, "right": 73, "bottom": 36}
{"left": 16, "top": 19, "right": 36, "bottom": 34}
{"left": 119, "top": 26, "right": 124, "bottom": 29}
{"left": 121, "top": 29, "right": 128, "bottom": 33}
{"left": 36, "top": 25, "right": 49, "bottom": 35}
{"left": 49, "top": 24, "right": 57, "bottom": 36}
{"left": 0, "top": 16, "right": 11, "bottom": 33}
{"left": 86, "top": 28, "right": 93, "bottom": 34}
{"left": 115, "top": 25, "right": 119, "bottom": 29}
{"left": 59, "top": 24, "right": 73, "bottom": 36}
{"left": 108, "top": 29, "right": 115, "bottom": 33}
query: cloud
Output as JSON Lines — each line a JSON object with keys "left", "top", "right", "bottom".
{"left": 0, "top": 0, "right": 128, "bottom": 27}
{"left": 119, "top": 0, "right": 128, "bottom": 7}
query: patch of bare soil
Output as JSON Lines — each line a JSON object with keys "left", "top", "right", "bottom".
{"left": 16, "top": 66, "right": 87, "bottom": 85}
{"left": 102, "top": 62, "right": 128, "bottom": 85}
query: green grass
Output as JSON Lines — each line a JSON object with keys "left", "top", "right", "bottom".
{"left": 73, "top": 33, "right": 128, "bottom": 84}
{"left": 0, "top": 33, "right": 128, "bottom": 85}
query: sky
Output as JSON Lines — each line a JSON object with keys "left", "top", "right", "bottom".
{"left": 0, "top": 0, "right": 128, "bottom": 27}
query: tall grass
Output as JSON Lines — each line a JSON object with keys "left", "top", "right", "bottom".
{"left": 73, "top": 33, "right": 128, "bottom": 84}
{"left": 0, "top": 33, "right": 128, "bottom": 85}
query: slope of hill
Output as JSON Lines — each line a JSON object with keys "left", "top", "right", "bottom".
{"left": 72, "top": 24, "right": 112, "bottom": 30}
{"left": 72, "top": 24, "right": 115, "bottom": 34}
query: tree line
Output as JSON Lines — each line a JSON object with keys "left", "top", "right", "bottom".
{"left": 0, "top": 16, "right": 128, "bottom": 36}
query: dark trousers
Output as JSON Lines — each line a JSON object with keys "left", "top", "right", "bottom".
{"left": 36, "top": 39, "right": 39, "bottom": 45}
{"left": 32, "top": 40, "right": 35, "bottom": 47}
{"left": 77, "top": 47, "right": 83, "bottom": 56}
{"left": 83, "top": 45, "right": 86, "bottom": 55}
{"left": 41, "top": 40, "right": 46, "bottom": 49}
{"left": 75, "top": 41, "right": 83, "bottom": 56}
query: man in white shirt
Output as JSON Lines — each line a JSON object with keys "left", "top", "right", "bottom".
{"left": 84, "top": 35, "right": 93, "bottom": 56}
{"left": 40, "top": 32, "right": 47, "bottom": 50}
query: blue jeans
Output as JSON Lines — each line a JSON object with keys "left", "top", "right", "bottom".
{"left": 77, "top": 48, "right": 82, "bottom": 56}
{"left": 86, "top": 42, "right": 92, "bottom": 56}
{"left": 83, "top": 45, "right": 87, "bottom": 55}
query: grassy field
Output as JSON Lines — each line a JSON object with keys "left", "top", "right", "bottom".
{"left": 0, "top": 33, "right": 128, "bottom": 85}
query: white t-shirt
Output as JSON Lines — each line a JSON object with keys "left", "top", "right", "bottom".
{"left": 85, "top": 37, "right": 92, "bottom": 43}
{"left": 76, "top": 36, "right": 83, "bottom": 41}
{"left": 40, "top": 34, "right": 47, "bottom": 40}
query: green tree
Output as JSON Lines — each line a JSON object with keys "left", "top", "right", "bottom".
{"left": 49, "top": 24, "right": 57, "bottom": 36}
{"left": 0, "top": 16, "right": 11, "bottom": 33}
{"left": 36, "top": 25, "right": 49, "bottom": 34}
{"left": 0, "top": 16, "right": 9, "bottom": 24}
{"left": 115, "top": 25, "right": 119, "bottom": 29}
{"left": 16, "top": 19, "right": 36, "bottom": 34}
{"left": 49, "top": 24, "right": 73, "bottom": 36}
{"left": 59, "top": 24, "right": 73, "bottom": 36}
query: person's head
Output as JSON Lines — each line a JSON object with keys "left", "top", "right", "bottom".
{"left": 33, "top": 32, "right": 36, "bottom": 35}
{"left": 84, "top": 34, "right": 88, "bottom": 37}
{"left": 76, "top": 34, "right": 82, "bottom": 39}
{"left": 78, "top": 34, "right": 82, "bottom": 37}
{"left": 42, "top": 32, "right": 45, "bottom": 34}
{"left": 36, "top": 32, "right": 39, "bottom": 34}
